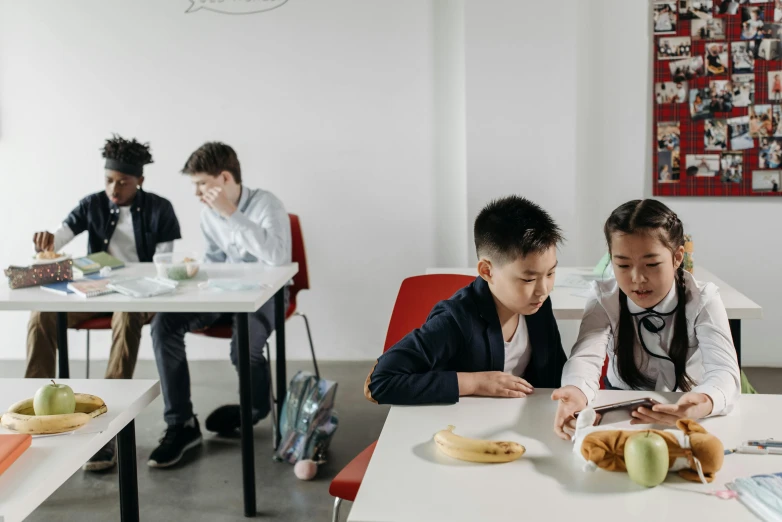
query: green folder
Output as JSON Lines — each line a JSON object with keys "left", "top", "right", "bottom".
{"left": 73, "top": 252, "right": 125, "bottom": 275}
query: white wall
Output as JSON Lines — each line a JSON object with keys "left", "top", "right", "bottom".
{"left": 464, "top": 0, "right": 583, "bottom": 267}
{"left": 0, "top": 0, "right": 436, "bottom": 362}
{"left": 433, "top": 0, "right": 468, "bottom": 268}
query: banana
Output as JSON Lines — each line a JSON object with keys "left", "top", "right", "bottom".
{"left": 433, "top": 425, "right": 525, "bottom": 463}
{"left": 7, "top": 397, "right": 34, "bottom": 415}
{"left": 0, "top": 393, "right": 107, "bottom": 435}
{"left": 1, "top": 411, "right": 91, "bottom": 434}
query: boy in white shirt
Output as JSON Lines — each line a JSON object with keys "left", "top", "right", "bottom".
{"left": 148, "top": 142, "right": 291, "bottom": 468}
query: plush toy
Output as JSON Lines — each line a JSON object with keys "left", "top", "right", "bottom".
{"left": 573, "top": 408, "right": 725, "bottom": 483}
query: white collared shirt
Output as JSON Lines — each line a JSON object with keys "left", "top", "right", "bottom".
{"left": 561, "top": 271, "right": 740, "bottom": 416}
{"left": 200, "top": 186, "right": 291, "bottom": 266}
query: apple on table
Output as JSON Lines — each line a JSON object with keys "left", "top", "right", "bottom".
{"left": 33, "top": 380, "right": 76, "bottom": 416}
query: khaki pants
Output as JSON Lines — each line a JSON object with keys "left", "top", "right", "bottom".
{"left": 25, "top": 311, "right": 155, "bottom": 379}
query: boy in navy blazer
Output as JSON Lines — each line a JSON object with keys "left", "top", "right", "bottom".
{"left": 365, "top": 196, "right": 567, "bottom": 405}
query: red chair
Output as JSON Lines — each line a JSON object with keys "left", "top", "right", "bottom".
{"left": 73, "top": 315, "right": 153, "bottom": 378}
{"left": 600, "top": 355, "right": 609, "bottom": 390}
{"left": 328, "top": 274, "right": 474, "bottom": 522}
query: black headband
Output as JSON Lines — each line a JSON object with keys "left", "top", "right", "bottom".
{"left": 105, "top": 159, "right": 144, "bottom": 177}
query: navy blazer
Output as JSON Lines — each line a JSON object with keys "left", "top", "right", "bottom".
{"left": 63, "top": 189, "right": 181, "bottom": 262}
{"left": 364, "top": 277, "right": 567, "bottom": 405}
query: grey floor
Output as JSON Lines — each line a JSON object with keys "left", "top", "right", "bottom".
{"left": 1, "top": 362, "right": 779, "bottom": 522}
{"left": 0, "top": 359, "right": 390, "bottom": 522}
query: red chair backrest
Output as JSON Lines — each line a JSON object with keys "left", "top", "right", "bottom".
{"left": 289, "top": 213, "right": 309, "bottom": 308}
{"left": 382, "top": 274, "right": 475, "bottom": 352}
{"left": 600, "top": 355, "right": 609, "bottom": 390}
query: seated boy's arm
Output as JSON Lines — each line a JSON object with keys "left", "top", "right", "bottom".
{"left": 155, "top": 241, "right": 174, "bottom": 254}
{"left": 364, "top": 311, "right": 464, "bottom": 406}
{"left": 228, "top": 196, "right": 290, "bottom": 266}
{"left": 35, "top": 198, "right": 88, "bottom": 253}
{"left": 201, "top": 220, "right": 227, "bottom": 263}
{"left": 62, "top": 198, "right": 90, "bottom": 237}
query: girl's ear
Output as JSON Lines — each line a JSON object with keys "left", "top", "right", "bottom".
{"left": 673, "top": 245, "right": 685, "bottom": 269}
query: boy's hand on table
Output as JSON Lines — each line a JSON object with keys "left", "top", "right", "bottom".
{"left": 457, "top": 372, "right": 534, "bottom": 398}
{"left": 201, "top": 187, "right": 237, "bottom": 218}
{"left": 33, "top": 231, "right": 54, "bottom": 253}
{"left": 631, "top": 392, "right": 713, "bottom": 426}
{"left": 552, "top": 386, "right": 588, "bottom": 441}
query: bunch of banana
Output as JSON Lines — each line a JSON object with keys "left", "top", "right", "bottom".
{"left": 433, "top": 425, "right": 525, "bottom": 463}
{"left": 0, "top": 394, "right": 107, "bottom": 435}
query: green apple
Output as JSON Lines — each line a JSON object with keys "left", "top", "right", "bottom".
{"left": 33, "top": 380, "right": 76, "bottom": 416}
{"left": 625, "top": 432, "right": 670, "bottom": 488}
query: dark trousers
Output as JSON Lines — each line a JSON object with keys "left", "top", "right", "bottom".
{"left": 151, "top": 297, "right": 280, "bottom": 426}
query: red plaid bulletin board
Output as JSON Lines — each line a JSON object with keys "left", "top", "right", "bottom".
{"left": 653, "top": 0, "right": 782, "bottom": 196}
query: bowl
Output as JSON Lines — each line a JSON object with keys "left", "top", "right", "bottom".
{"left": 153, "top": 252, "right": 201, "bottom": 281}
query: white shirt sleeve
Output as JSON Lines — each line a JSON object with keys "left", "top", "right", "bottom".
{"left": 51, "top": 223, "right": 76, "bottom": 252}
{"left": 690, "top": 293, "right": 741, "bottom": 417}
{"left": 227, "top": 196, "right": 291, "bottom": 266}
{"left": 155, "top": 241, "right": 174, "bottom": 254}
{"left": 201, "top": 219, "right": 227, "bottom": 263}
{"left": 560, "top": 291, "right": 612, "bottom": 404}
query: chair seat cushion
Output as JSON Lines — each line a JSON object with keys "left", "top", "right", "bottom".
{"left": 73, "top": 317, "right": 113, "bottom": 330}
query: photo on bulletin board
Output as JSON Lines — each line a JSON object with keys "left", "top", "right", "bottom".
{"left": 655, "top": 2, "right": 679, "bottom": 34}
{"left": 680, "top": 1, "right": 714, "bottom": 21}
{"left": 653, "top": 0, "right": 782, "bottom": 196}
{"left": 686, "top": 153, "right": 721, "bottom": 176}
{"left": 693, "top": 17, "right": 726, "bottom": 39}
{"left": 670, "top": 55, "right": 706, "bottom": 81}
{"left": 752, "top": 170, "right": 781, "bottom": 192}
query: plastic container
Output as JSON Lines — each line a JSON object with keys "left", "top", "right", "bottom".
{"left": 153, "top": 252, "right": 201, "bottom": 281}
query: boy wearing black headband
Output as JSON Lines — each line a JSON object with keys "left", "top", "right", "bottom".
{"left": 27, "top": 134, "right": 181, "bottom": 471}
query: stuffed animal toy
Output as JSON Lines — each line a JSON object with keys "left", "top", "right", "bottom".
{"left": 572, "top": 408, "right": 724, "bottom": 483}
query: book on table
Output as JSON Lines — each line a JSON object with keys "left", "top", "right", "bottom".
{"left": 66, "top": 278, "right": 114, "bottom": 298}
{"left": 72, "top": 252, "right": 125, "bottom": 275}
{"left": 0, "top": 434, "right": 31, "bottom": 476}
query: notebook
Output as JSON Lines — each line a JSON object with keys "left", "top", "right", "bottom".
{"left": 41, "top": 274, "right": 104, "bottom": 296}
{"left": 67, "top": 278, "right": 114, "bottom": 298}
{"left": 0, "top": 434, "right": 32, "bottom": 477}
{"left": 73, "top": 252, "right": 125, "bottom": 275}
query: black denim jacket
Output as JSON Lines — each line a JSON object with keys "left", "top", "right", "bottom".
{"left": 63, "top": 190, "right": 181, "bottom": 262}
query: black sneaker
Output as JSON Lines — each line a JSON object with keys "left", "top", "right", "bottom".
{"left": 147, "top": 417, "right": 202, "bottom": 468}
{"left": 205, "top": 404, "right": 270, "bottom": 436}
{"left": 82, "top": 439, "right": 116, "bottom": 472}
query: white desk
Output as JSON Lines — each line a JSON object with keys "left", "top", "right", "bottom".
{"left": 0, "top": 378, "right": 159, "bottom": 522}
{"left": 349, "top": 391, "right": 782, "bottom": 522}
{"left": 0, "top": 262, "right": 299, "bottom": 518}
{"left": 0, "top": 263, "right": 296, "bottom": 314}
{"left": 427, "top": 267, "right": 762, "bottom": 365}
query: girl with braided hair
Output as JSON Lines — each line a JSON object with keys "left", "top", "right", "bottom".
{"left": 552, "top": 200, "right": 739, "bottom": 440}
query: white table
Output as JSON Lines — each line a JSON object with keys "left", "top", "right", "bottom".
{"left": 349, "top": 391, "right": 782, "bottom": 522}
{"left": 0, "top": 262, "right": 299, "bottom": 518}
{"left": 0, "top": 378, "right": 159, "bottom": 522}
{"left": 426, "top": 267, "right": 762, "bottom": 365}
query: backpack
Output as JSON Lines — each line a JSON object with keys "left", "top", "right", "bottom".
{"left": 274, "top": 371, "right": 338, "bottom": 464}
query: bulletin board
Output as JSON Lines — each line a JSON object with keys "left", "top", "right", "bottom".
{"left": 653, "top": 0, "right": 782, "bottom": 197}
